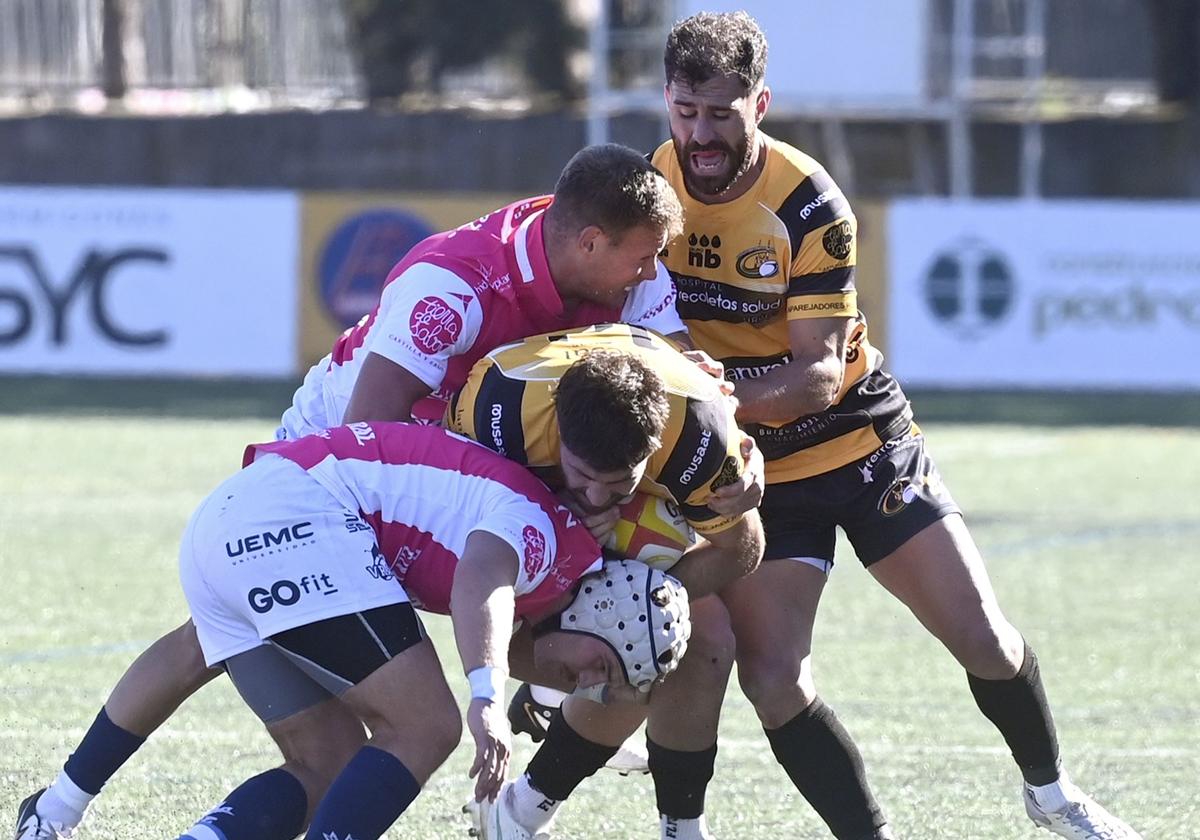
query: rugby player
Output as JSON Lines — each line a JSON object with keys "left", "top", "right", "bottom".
{"left": 450, "top": 325, "right": 764, "bottom": 840}
{"left": 640, "top": 11, "right": 1135, "bottom": 840}
{"left": 14, "top": 143, "right": 728, "bottom": 839}
{"left": 175, "top": 422, "right": 690, "bottom": 840}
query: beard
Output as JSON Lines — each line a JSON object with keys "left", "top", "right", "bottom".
{"left": 673, "top": 130, "right": 754, "bottom": 198}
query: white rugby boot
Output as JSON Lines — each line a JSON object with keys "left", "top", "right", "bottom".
{"left": 464, "top": 782, "right": 551, "bottom": 840}
{"left": 1023, "top": 779, "right": 1142, "bottom": 839}
{"left": 605, "top": 736, "right": 650, "bottom": 775}
{"left": 13, "top": 790, "right": 72, "bottom": 840}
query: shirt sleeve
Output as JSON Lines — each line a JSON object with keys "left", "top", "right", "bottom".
{"left": 367, "top": 262, "right": 485, "bottom": 389}
{"left": 622, "top": 260, "right": 687, "bottom": 336}
{"left": 784, "top": 170, "right": 859, "bottom": 322}
{"left": 472, "top": 504, "right": 560, "bottom": 597}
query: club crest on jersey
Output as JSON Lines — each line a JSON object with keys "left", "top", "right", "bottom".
{"left": 735, "top": 244, "right": 780, "bottom": 279}
{"left": 822, "top": 221, "right": 854, "bottom": 260}
{"left": 879, "top": 478, "right": 919, "bottom": 516}
{"left": 409, "top": 296, "right": 463, "bottom": 355}
{"left": 522, "top": 525, "right": 548, "bottom": 580}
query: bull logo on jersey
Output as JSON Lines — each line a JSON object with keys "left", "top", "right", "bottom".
{"left": 365, "top": 544, "right": 394, "bottom": 581}
{"left": 822, "top": 221, "right": 854, "bottom": 261}
{"left": 735, "top": 244, "right": 780, "bottom": 279}
{"left": 522, "top": 525, "right": 548, "bottom": 580}
{"left": 408, "top": 296, "right": 463, "bottom": 355}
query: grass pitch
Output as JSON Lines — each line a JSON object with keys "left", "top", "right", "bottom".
{"left": 1, "top": 381, "right": 1197, "bottom": 839}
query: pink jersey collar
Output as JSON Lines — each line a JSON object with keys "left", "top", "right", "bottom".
{"left": 511, "top": 205, "right": 567, "bottom": 318}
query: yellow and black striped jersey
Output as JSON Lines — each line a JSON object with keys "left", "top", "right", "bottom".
{"left": 651, "top": 135, "right": 912, "bottom": 483}
{"left": 445, "top": 323, "right": 745, "bottom": 535}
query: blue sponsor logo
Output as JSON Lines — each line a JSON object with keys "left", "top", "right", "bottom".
{"left": 318, "top": 209, "right": 435, "bottom": 328}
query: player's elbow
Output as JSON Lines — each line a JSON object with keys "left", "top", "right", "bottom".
{"left": 797, "top": 362, "right": 844, "bottom": 416}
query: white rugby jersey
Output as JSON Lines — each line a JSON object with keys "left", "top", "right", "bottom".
{"left": 279, "top": 195, "right": 684, "bottom": 437}
{"left": 245, "top": 422, "right": 603, "bottom": 618}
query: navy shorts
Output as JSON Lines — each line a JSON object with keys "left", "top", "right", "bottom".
{"left": 760, "top": 431, "right": 960, "bottom": 569}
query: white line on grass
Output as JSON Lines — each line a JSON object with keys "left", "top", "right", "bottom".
{"left": 1, "top": 730, "right": 1192, "bottom": 759}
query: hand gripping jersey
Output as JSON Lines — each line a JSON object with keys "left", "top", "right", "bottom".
{"left": 651, "top": 136, "right": 912, "bottom": 484}
{"left": 279, "top": 196, "right": 686, "bottom": 437}
{"left": 444, "top": 323, "right": 745, "bottom": 535}
{"left": 245, "top": 423, "right": 603, "bottom": 620}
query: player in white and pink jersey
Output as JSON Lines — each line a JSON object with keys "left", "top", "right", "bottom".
{"left": 280, "top": 143, "right": 688, "bottom": 435}
{"left": 166, "top": 422, "right": 690, "bottom": 840}
{"left": 14, "top": 145, "right": 714, "bottom": 839}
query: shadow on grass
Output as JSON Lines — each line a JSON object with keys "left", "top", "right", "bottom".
{"left": 2, "top": 376, "right": 1198, "bottom": 426}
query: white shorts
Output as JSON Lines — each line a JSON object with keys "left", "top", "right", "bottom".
{"left": 178, "top": 454, "right": 410, "bottom": 666}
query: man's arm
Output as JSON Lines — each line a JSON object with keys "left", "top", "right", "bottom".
{"left": 450, "top": 530, "right": 520, "bottom": 802}
{"left": 665, "top": 509, "right": 765, "bottom": 598}
{"left": 730, "top": 315, "right": 854, "bottom": 424}
{"left": 341, "top": 352, "right": 432, "bottom": 424}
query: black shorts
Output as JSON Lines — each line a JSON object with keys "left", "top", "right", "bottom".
{"left": 225, "top": 603, "right": 426, "bottom": 723}
{"left": 759, "top": 431, "right": 960, "bottom": 568}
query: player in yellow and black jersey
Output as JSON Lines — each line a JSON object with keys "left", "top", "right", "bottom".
{"left": 446, "top": 322, "right": 747, "bottom": 536}
{"left": 493, "top": 12, "right": 1143, "bottom": 840}
{"left": 651, "top": 117, "right": 911, "bottom": 484}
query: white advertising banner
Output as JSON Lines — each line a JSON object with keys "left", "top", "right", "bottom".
{"left": 682, "top": 1, "right": 928, "bottom": 106}
{"left": 0, "top": 187, "right": 299, "bottom": 376}
{"left": 887, "top": 200, "right": 1200, "bottom": 390}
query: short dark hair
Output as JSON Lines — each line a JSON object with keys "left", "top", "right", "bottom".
{"left": 547, "top": 144, "right": 683, "bottom": 243}
{"left": 555, "top": 349, "right": 669, "bottom": 472}
{"left": 664, "top": 11, "right": 767, "bottom": 92}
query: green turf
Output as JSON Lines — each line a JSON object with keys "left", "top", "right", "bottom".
{"left": 2, "top": 399, "right": 1197, "bottom": 838}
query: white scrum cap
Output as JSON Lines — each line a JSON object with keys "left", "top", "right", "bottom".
{"left": 558, "top": 558, "right": 691, "bottom": 692}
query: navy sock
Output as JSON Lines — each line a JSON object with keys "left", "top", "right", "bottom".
{"left": 182, "top": 768, "right": 307, "bottom": 840}
{"left": 62, "top": 708, "right": 147, "bottom": 795}
{"left": 304, "top": 746, "right": 420, "bottom": 840}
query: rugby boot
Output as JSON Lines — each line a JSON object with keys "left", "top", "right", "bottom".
{"left": 463, "top": 782, "right": 551, "bottom": 840}
{"left": 605, "top": 738, "right": 650, "bottom": 776}
{"left": 508, "top": 683, "right": 649, "bottom": 774}
{"left": 1024, "top": 782, "right": 1143, "bottom": 839}
{"left": 507, "top": 683, "right": 555, "bottom": 743}
{"left": 14, "top": 790, "right": 71, "bottom": 840}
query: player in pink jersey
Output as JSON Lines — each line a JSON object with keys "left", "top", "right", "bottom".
{"left": 280, "top": 142, "right": 688, "bottom": 432}
{"left": 15, "top": 145, "right": 760, "bottom": 839}
{"left": 164, "top": 422, "right": 691, "bottom": 840}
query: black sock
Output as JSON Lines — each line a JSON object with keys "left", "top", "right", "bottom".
{"left": 647, "top": 738, "right": 717, "bottom": 819}
{"left": 525, "top": 715, "right": 618, "bottom": 801}
{"left": 764, "top": 698, "right": 889, "bottom": 840}
{"left": 967, "top": 641, "right": 1061, "bottom": 785}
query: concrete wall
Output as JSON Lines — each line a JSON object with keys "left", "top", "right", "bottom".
{"left": 2, "top": 108, "right": 1198, "bottom": 198}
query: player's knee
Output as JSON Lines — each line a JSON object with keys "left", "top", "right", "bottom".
{"left": 949, "top": 618, "right": 1022, "bottom": 678}
{"left": 435, "top": 702, "right": 464, "bottom": 760}
{"left": 735, "top": 649, "right": 815, "bottom": 712}
{"left": 682, "top": 605, "right": 736, "bottom": 681}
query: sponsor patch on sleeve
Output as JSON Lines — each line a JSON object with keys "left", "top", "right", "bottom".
{"left": 786, "top": 292, "right": 857, "bottom": 320}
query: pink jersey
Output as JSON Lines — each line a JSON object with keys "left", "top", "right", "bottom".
{"left": 245, "top": 422, "right": 602, "bottom": 619}
{"left": 279, "top": 196, "right": 685, "bottom": 436}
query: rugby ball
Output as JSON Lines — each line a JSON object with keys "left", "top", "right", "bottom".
{"left": 603, "top": 492, "right": 696, "bottom": 571}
